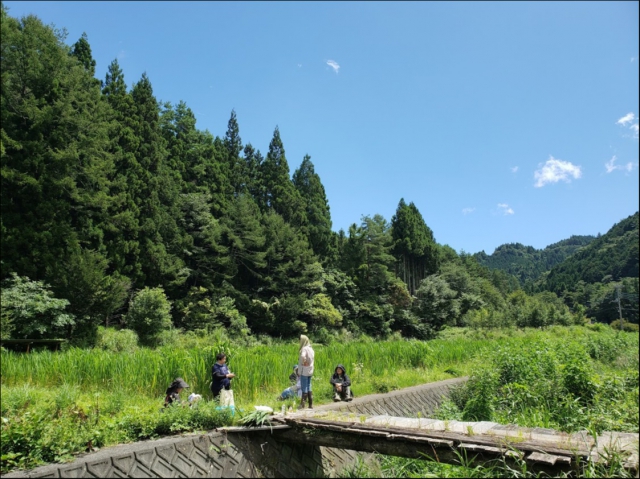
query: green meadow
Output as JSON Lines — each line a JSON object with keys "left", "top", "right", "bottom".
{"left": 2, "top": 325, "right": 638, "bottom": 476}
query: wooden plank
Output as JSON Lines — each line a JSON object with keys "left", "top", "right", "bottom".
{"left": 458, "top": 443, "right": 504, "bottom": 454}
{"left": 284, "top": 417, "right": 594, "bottom": 457}
{"left": 527, "top": 452, "right": 563, "bottom": 465}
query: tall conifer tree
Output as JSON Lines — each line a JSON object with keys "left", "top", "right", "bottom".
{"left": 293, "top": 155, "right": 334, "bottom": 262}
{"left": 260, "top": 127, "right": 306, "bottom": 228}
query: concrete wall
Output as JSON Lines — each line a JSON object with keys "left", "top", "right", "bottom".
{"left": 4, "top": 377, "right": 466, "bottom": 478}
{"left": 314, "top": 376, "right": 467, "bottom": 417}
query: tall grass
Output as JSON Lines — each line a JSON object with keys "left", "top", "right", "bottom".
{"left": 1, "top": 337, "right": 490, "bottom": 403}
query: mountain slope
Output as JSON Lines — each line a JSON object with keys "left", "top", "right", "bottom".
{"left": 474, "top": 235, "right": 595, "bottom": 284}
{"left": 543, "top": 212, "right": 639, "bottom": 293}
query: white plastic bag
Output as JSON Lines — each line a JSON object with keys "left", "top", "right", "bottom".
{"left": 220, "top": 389, "right": 235, "bottom": 407}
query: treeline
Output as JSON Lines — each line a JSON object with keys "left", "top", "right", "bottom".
{"left": 0, "top": 8, "right": 589, "bottom": 346}
{"left": 474, "top": 212, "right": 639, "bottom": 325}
{"left": 474, "top": 235, "right": 595, "bottom": 286}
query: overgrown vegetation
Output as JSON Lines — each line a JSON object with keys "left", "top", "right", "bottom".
{"left": 340, "top": 326, "right": 639, "bottom": 479}
{"left": 2, "top": 326, "right": 637, "bottom": 476}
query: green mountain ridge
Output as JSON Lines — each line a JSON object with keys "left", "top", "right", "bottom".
{"left": 543, "top": 212, "right": 639, "bottom": 294}
{"left": 474, "top": 235, "right": 596, "bottom": 285}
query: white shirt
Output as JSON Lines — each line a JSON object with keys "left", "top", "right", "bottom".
{"left": 298, "top": 345, "right": 315, "bottom": 376}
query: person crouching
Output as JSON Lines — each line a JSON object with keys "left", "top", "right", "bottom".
{"left": 330, "top": 364, "right": 352, "bottom": 402}
{"left": 164, "top": 377, "right": 190, "bottom": 407}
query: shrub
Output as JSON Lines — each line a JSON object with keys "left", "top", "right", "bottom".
{"left": 609, "top": 320, "right": 639, "bottom": 332}
{"left": 95, "top": 327, "right": 138, "bottom": 353}
{"left": 124, "top": 287, "right": 172, "bottom": 346}
{"left": 0, "top": 273, "right": 75, "bottom": 339}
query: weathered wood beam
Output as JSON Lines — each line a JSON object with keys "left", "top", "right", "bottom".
{"left": 272, "top": 417, "right": 638, "bottom": 475}
{"left": 271, "top": 426, "right": 579, "bottom": 476}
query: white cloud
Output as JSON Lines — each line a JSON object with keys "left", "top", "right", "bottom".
{"left": 462, "top": 207, "right": 475, "bottom": 215}
{"left": 497, "top": 203, "right": 514, "bottom": 215}
{"left": 297, "top": 63, "right": 302, "bottom": 68}
{"left": 631, "top": 123, "right": 639, "bottom": 139}
{"left": 326, "top": 60, "right": 340, "bottom": 74}
{"left": 117, "top": 50, "right": 126, "bottom": 60}
{"left": 605, "top": 155, "right": 635, "bottom": 173}
{"left": 632, "top": 56, "right": 638, "bottom": 62}
{"left": 510, "top": 166, "right": 519, "bottom": 173}
{"left": 534, "top": 156, "right": 582, "bottom": 188}
{"left": 617, "top": 112, "right": 636, "bottom": 126}
{"left": 605, "top": 155, "right": 619, "bottom": 173}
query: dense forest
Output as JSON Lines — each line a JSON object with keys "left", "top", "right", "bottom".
{"left": 1, "top": 7, "right": 637, "bottom": 346}
{"left": 475, "top": 213, "right": 639, "bottom": 326}
{"left": 474, "top": 235, "right": 596, "bottom": 286}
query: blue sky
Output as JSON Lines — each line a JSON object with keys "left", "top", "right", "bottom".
{"left": 5, "top": 1, "right": 639, "bottom": 255}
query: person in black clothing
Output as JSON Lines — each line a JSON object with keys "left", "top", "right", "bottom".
{"left": 210, "top": 352, "right": 235, "bottom": 399}
{"left": 164, "top": 377, "right": 190, "bottom": 407}
{"left": 329, "top": 364, "right": 353, "bottom": 402}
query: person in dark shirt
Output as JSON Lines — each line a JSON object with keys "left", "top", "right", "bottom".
{"left": 329, "top": 364, "right": 352, "bottom": 402}
{"left": 164, "top": 377, "right": 189, "bottom": 407}
{"left": 210, "top": 352, "right": 235, "bottom": 400}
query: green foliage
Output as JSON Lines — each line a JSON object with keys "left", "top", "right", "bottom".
{"left": 0, "top": 274, "right": 75, "bottom": 339}
{"left": 293, "top": 155, "right": 334, "bottom": 262}
{"left": 303, "top": 293, "right": 343, "bottom": 331}
{"left": 544, "top": 212, "right": 638, "bottom": 294}
{"left": 413, "top": 275, "right": 460, "bottom": 334}
{"left": 124, "top": 287, "right": 172, "bottom": 346}
{"left": 95, "top": 327, "right": 138, "bottom": 353}
{"left": 178, "top": 287, "right": 250, "bottom": 337}
{"left": 391, "top": 198, "right": 439, "bottom": 294}
{"left": 448, "top": 329, "right": 638, "bottom": 433}
{"left": 238, "top": 410, "right": 272, "bottom": 428}
{"left": 0, "top": 387, "right": 234, "bottom": 473}
{"left": 474, "top": 235, "right": 596, "bottom": 285}
{"left": 609, "top": 320, "right": 639, "bottom": 332}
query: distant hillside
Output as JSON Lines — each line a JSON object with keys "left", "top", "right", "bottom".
{"left": 474, "top": 235, "right": 595, "bottom": 284}
{"left": 543, "top": 212, "right": 639, "bottom": 294}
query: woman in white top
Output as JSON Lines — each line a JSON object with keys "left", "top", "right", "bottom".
{"left": 298, "top": 334, "right": 315, "bottom": 409}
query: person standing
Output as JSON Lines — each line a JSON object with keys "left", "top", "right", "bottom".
{"left": 298, "top": 335, "right": 315, "bottom": 409}
{"left": 210, "top": 352, "right": 235, "bottom": 400}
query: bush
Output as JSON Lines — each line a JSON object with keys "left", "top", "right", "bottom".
{"left": 609, "top": 320, "right": 639, "bottom": 332}
{"left": 0, "top": 273, "right": 75, "bottom": 339}
{"left": 95, "top": 327, "right": 138, "bottom": 353}
{"left": 124, "top": 287, "right": 172, "bottom": 346}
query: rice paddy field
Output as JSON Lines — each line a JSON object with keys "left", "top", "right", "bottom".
{"left": 1, "top": 325, "right": 638, "bottom": 477}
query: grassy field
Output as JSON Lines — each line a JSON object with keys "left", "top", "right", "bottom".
{"left": 1, "top": 325, "right": 638, "bottom": 476}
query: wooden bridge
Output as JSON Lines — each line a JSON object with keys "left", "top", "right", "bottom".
{"left": 266, "top": 409, "right": 639, "bottom": 476}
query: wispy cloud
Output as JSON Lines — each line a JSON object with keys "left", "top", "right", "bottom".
{"left": 617, "top": 112, "right": 636, "bottom": 126}
{"left": 326, "top": 60, "right": 340, "bottom": 74}
{"left": 534, "top": 156, "right": 582, "bottom": 188}
{"left": 605, "top": 155, "right": 635, "bottom": 173}
{"left": 631, "top": 56, "right": 638, "bottom": 63}
{"left": 117, "top": 50, "right": 127, "bottom": 60}
{"left": 462, "top": 207, "right": 475, "bottom": 215}
{"left": 616, "top": 112, "right": 639, "bottom": 139}
{"left": 510, "top": 166, "right": 519, "bottom": 173}
{"left": 497, "top": 203, "right": 514, "bottom": 215}
{"left": 297, "top": 63, "right": 302, "bottom": 68}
